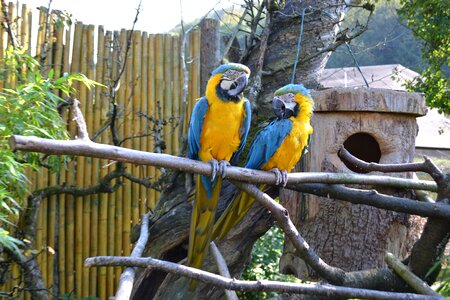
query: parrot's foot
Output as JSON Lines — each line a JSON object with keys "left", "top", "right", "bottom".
{"left": 209, "top": 159, "right": 230, "bottom": 181}
{"left": 269, "top": 168, "right": 288, "bottom": 187}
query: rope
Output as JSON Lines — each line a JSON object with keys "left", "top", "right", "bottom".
{"left": 291, "top": 7, "right": 307, "bottom": 84}
{"left": 345, "top": 41, "right": 370, "bottom": 88}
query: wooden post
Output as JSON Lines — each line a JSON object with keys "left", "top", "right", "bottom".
{"left": 199, "top": 18, "right": 220, "bottom": 95}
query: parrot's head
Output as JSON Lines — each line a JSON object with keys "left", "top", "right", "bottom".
{"left": 207, "top": 63, "right": 251, "bottom": 103}
{"left": 272, "top": 83, "right": 314, "bottom": 119}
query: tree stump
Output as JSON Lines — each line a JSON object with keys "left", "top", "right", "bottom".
{"left": 280, "top": 87, "right": 428, "bottom": 278}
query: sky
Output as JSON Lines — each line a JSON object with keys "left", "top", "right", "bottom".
{"left": 19, "top": 0, "right": 238, "bottom": 33}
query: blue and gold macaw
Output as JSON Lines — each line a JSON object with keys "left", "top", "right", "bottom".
{"left": 213, "top": 83, "right": 314, "bottom": 240}
{"left": 187, "top": 63, "right": 251, "bottom": 273}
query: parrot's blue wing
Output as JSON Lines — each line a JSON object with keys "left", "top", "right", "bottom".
{"left": 245, "top": 118, "right": 292, "bottom": 170}
{"left": 230, "top": 99, "right": 252, "bottom": 165}
{"left": 187, "top": 97, "right": 209, "bottom": 161}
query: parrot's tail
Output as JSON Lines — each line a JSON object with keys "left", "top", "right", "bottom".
{"left": 187, "top": 174, "right": 222, "bottom": 290}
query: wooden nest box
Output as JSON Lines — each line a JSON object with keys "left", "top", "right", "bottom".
{"left": 280, "top": 87, "right": 427, "bottom": 278}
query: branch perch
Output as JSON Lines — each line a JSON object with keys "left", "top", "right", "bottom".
{"left": 84, "top": 256, "right": 441, "bottom": 300}
{"left": 9, "top": 135, "right": 449, "bottom": 220}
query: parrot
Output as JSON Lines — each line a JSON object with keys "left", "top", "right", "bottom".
{"left": 212, "top": 83, "right": 314, "bottom": 241}
{"left": 186, "top": 63, "right": 252, "bottom": 275}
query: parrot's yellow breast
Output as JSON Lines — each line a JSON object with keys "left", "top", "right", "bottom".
{"left": 199, "top": 99, "right": 245, "bottom": 162}
{"left": 263, "top": 94, "right": 314, "bottom": 172}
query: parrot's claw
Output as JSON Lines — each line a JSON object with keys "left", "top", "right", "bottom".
{"left": 269, "top": 168, "right": 288, "bottom": 187}
{"left": 281, "top": 170, "right": 288, "bottom": 187}
{"left": 209, "top": 159, "right": 220, "bottom": 181}
{"left": 218, "top": 160, "right": 230, "bottom": 179}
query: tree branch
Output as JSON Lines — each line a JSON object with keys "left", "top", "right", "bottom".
{"left": 115, "top": 213, "right": 150, "bottom": 300}
{"left": 84, "top": 256, "right": 441, "bottom": 300}
{"left": 289, "top": 183, "right": 450, "bottom": 219}
{"left": 384, "top": 252, "right": 440, "bottom": 297}
{"left": 210, "top": 242, "right": 238, "bottom": 300}
{"left": 232, "top": 181, "right": 347, "bottom": 284}
{"left": 338, "top": 145, "right": 443, "bottom": 182}
{"left": 9, "top": 135, "right": 437, "bottom": 189}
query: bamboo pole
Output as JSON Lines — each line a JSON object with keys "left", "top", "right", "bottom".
{"left": 98, "top": 29, "right": 114, "bottom": 300}
{"left": 96, "top": 26, "right": 110, "bottom": 299}
{"left": 53, "top": 20, "right": 64, "bottom": 78}
{"left": 147, "top": 34, "right": 156, "bottom": 210}
{"left": 7, "top": 2, "right": 16, "bottom": 87}
{"left": 172, "top": 35, "right": 180, "bottom": 153}
{"left": 131, "top": 30, "right": 142, "bottom": 228}
{"left": 61, "top": 23, "right": 72, "bottom": 296}
{"left": 21, "top": 4, "right": 31, "bottom": 54}
{"left": 35, "top": 7, "right": 45, "bottom": 59}
{"left": 108, "top": 30, "right": 120, "bottom": 292}
{"left": 164, "top": 35, "right": 173, "bottom": 155}
{"left": 72, "top": 21, "right": 84, "bottom": 299}
{"left": 58, "top": 168, "right": 66, "bottom": 294}
{"left": 48, "top": 170, "right": 57, "bottom": 293}
{"left": 89, "top": 25, "right": 104, "bottom": 297}
{"left": 139, "top": 31, "right": 149, "bottom": 215}
{"left": 114, "top": 28, "right": 127, "bottom": 287}
{"left": 123, "top": 30, "right": 135, "bottom": 258}
{"left": 191, "top": 29, "right": 201, "bottom": 111}
{"left": 154, "top": 34, "right": 164, "bottom": 200}
{"left": 38, "top": 167, "right": 49, "bottom": 291}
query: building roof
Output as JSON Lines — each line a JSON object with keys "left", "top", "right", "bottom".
{"left": 320, "top": 64, "right": 450, "bottom": 150}
{"left": 320, "top": 64, "right": 419, "bottom": 90}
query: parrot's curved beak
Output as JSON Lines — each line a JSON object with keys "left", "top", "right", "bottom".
{"left": 273, "top": 96, "right": 297, "bottom": 119}
{"left": 227, "top": 74, "right": 248, "bottom": 97}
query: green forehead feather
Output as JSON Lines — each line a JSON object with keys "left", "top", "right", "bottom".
{"left": 274, "top": 83, "right": 311, "bottom": 98}
{"left": 211, "top": 63, "right": 251, "bottom": 76}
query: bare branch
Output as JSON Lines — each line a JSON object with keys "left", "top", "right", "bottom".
{"left": 115, "top": 213, "right": 150, "bottom": 300}
{"left": 210, "top": 242, "right": 238, "bottom": 300}
{"left": 384, "top": 252, "right": 441, "bottom": 297}
{"left": 338, "top": 145, "right": 443, "bottom": 183}
{"left": 84, "top": 256, "right": 441, "bottom": 300}
{"left": 289, "top": 183, "right": 450, "bottom": 219}
{"left": 9, "top": 135, "right": 439, "bottom": 192}
{"left": 232, "top": 181, "right": 347, "bottom": 284}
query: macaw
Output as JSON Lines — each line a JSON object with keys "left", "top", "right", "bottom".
{"left": 212, "top": 83, "right": 314, "bottom": 241}
{"left": 187, "top": 63, "right": 251, "bottom": 273}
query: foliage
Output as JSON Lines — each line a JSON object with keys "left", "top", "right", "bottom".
{"left": 427, "top": 254, "right": 450, "bottom": 297}
{"left": 397, "top": 0, "right": 449, "bottom": 115}
{"left": 0, "top": 46, "right": 98, "bottom": 254}
{"left": 240, "top": 225, "right": 299, "bottom": 300}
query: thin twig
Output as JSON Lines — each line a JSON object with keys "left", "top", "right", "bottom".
{"left": 115, "top": 213, "right": 150, "bottom": 300}
{"left": 84, "top": 256, "right": 440, "bottom": 300}
{"left": 210, "top": 242, "right": 238, "bottom": 300}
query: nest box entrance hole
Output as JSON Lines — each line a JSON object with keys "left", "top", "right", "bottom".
{"left": 342, "top": 132, "right": 381, "bottom": 173}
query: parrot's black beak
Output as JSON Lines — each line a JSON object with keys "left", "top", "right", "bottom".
{"left": 273, "top": 97, "right": 297, "bottom": 119}
{"left": 227, "top": 74, "right": 248, "bottom": 97}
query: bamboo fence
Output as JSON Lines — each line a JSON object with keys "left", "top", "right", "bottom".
{"left": 0, "top": 2, "right": 201, "bottom": 299}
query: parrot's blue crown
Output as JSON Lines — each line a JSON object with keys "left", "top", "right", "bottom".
{"left": 211, "top": 63, "right": 251, "bottom": 76}
{"left": 274, "top": 83, "right": 311, "bottom": 98}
